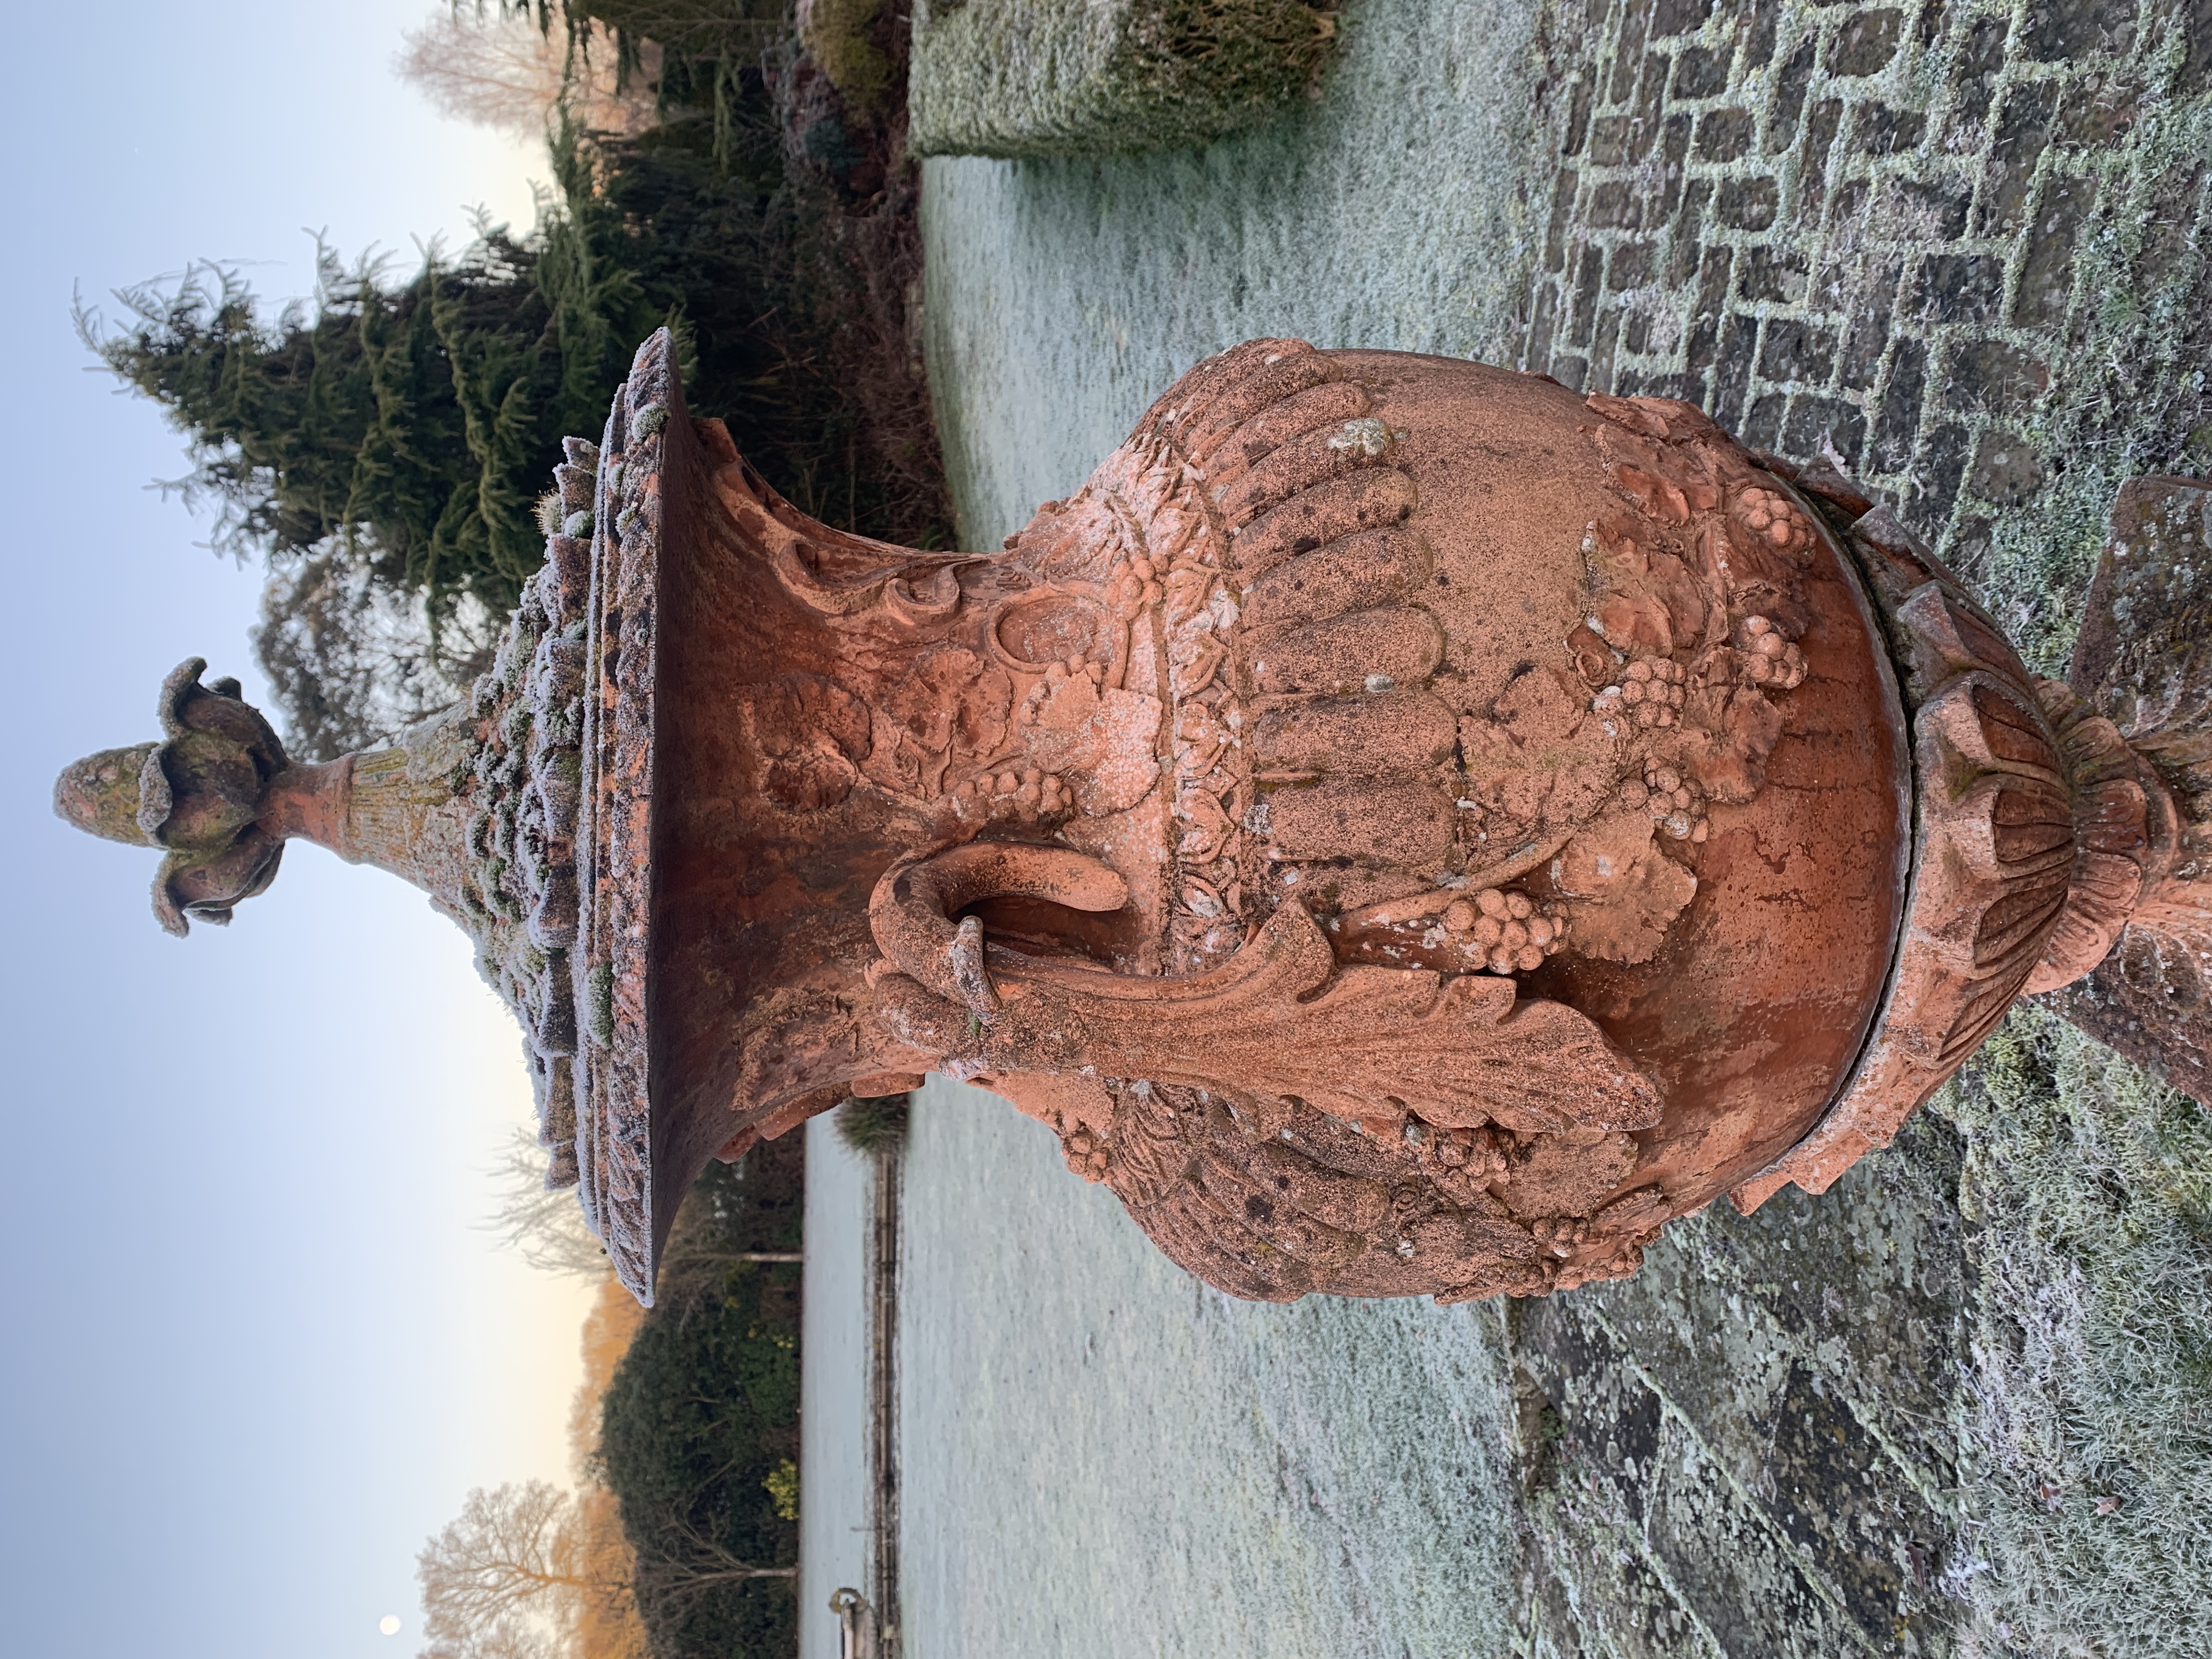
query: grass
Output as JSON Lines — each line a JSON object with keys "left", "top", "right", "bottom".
{"left": 1934, "top": 1013, "right": 2212, "bottom": 1657}
{"left": 833, "top": 1092, "right": 910, "bottom": 1155}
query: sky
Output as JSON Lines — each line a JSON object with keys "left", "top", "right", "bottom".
{"left": 0, "top": 5, "right": 603, "bottom": 1656}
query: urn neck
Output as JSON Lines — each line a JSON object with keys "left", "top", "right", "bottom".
{"left": 258, "top": 708, "right": 479, "bottom": 908}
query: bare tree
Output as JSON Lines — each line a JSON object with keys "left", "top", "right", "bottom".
{"left": 418, "top": 1480, "right": 656, "bottom": 1659}
{"left": 483, "top": 1127, "right": 613, "bottom": 1280}
{"left": 484, "top": 1126, "right": 806, "bottom": 1283}
{"left": 394, "top": 8, "right": 659, "bottom": 139}
{"left": 256, "top": 548, "right": 499, "bottom": 759}
{"left": 629, "top": 1510, "right": 799, "bottom": 1620}
{"left": 419, "top": 1481, "right": 591, "bottom": 1659}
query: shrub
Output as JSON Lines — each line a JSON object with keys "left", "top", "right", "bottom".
{"left": 599, "top": 1138, "right": 806, "bottom": 1658}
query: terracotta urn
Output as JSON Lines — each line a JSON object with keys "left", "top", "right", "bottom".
{"left": 58, "top": 331, "right": 2210, "bottom": 1305}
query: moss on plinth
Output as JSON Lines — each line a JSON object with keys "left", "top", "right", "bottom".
{"left": 907, "top": 0, "right": 1339, "bottom": 160}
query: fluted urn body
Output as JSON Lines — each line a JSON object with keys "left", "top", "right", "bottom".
{"left": 60, "top": 331, "right": 2209, "bottom": 1305}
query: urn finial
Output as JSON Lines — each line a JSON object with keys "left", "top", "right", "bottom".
{"left": 54, "top": 657, "right": 294, "bottom": 935}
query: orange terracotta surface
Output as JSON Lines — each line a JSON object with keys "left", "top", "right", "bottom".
{"left": 55, "top": 332, "right": 2208, "bottom": 1306}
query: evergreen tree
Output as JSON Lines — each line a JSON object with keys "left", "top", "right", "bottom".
{"left": 82, "top": 218, "right": 646, "bottom": 624}
{"left": 86, "top": 21, "right": 945, "bottom": 758}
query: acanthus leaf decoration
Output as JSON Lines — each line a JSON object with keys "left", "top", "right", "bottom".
{"left": 868, "top": 845, "right": 1663, "bottom": 1137}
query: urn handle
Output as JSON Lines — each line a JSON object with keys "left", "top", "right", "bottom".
{"left": 867, "top": 844, "right": 1665, "bottom": 1138}
{"left": 868, "top": 841, "right": 1131, "bottom": 1013}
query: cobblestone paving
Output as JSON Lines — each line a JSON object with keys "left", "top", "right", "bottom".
{"left": 1520, "top": 0, "right": 2212, "bottom": 669}
{"left": 1514, "top": 1112, "right": 1974, "bottom": 1657}
{"left": 1510, "top": 5, "right": 2212, "bottom": 1651}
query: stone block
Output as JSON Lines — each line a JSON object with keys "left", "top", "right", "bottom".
{"left": 1562, "top": 74, "right": 1595, "bottom": 157}
{"left": 1978, "top": 81, "right": 2057, "bottom": 234}
{"left": 1673, "top": 42, "right": 1733, "bottom": 98}
{"left": 1718, "top": 174, "right": 1781, "bottom": 228}
{"left": 1649, "top": 0, "right": 1718, "bottom": 38}
{"left": 1745, "top": 0, "right": 1782, "bottom": 67}
{"left": 1826, "top": 174, "right": 1870, "bottom": 236}
{"left": 1612, "top": 2, "right": 1650, "bottom": 101}
{"left": 1590, "top": 306, "right": 1624, "bottom": 391}
{"left": 1572, "top": 244, "right": 1605, "bottom": 344}
{"left": 1951, "top": 14, "right": 2007, "bottom": 125}
{"left": 1872, "top": 334, "right": 1926, "bottom": 470}
{"left": 1744, "top": 389, "right": 1787, "bottom": 449}
{"left": 1914, "top": 252, "right": 2005, "bottom": 324}
{"left": 1914, "top": 420, "right": 1972, "bottom": 526}
{"left": 1609, "top": 236, "right": 1658, "bottom": 290}
{"left": 1660, "top": 113, "right": 1693, "bottom": 213}
{"left": 2059, "top": 67, "right": 2142, "bottom": 145}
{"left": 1712, "top": 312, "right": 1759, "bottom": 420}
{"left": 1686, "top": 244, "right": 1731, "bottom": 374}
{"left": 1943, "top": 340, "right": 2053, "bottom": 414}
{"left": 1637, "top": 52, "right": 1670, "bottom": 132}
{"left": 1893, "top": 175, "right": 1971, "bottom": 240}
{"left": 1802, "top": 98, "right": 1844, "bottom": 216}
{"left": 1827, "top": 8, "right": 1904, "bottom": 76}
{"left": 1838, "top": 256, "right": 1901, "bottom": 384}
{"left": 1590, "top": 178, "right": 1643, "bottom": 229}
{"left": 1668, "top": 178, "right": 1714, "bottom": 284}
{"left": 2022, "top": 0, "right": 2138, "bottom": 61}
{"left": 1696, "top": 105, "right": 1757, "bottom": 160}
{"left": 1769, "top": 36, "right": 1817, "bottom": 151}
{"left": 1738, "top": 244, "right": 1808, "bottom": 303}
{"left": 1857, "top": 101, "right": 1925, "bottom": 154}
{"left": 1589, "top": 114, "right": 1643, "bottom": 166}
{"left": 1969, "top": 428, "right": 2046, "bottom": 506}
{"left": 906, "top": 0, "right": 1338, "bottom": 159}
{"left": 2015, "top": 174, "right": 2095, "bottom": 327}
{"left": 1525, "top": 282, "right": 1559, "bottom": 374}
{"left": 1782, "top": 394, "right": 1866, "bottom": 466}
{"left": 1761, "top": 318, "right": 1840, "bottom": 383}
{"left": 1546, "top": 167, "right": 1581, "bottom": 272}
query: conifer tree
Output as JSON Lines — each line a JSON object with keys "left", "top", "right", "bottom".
{"left": 84, "top": 20, "right": 946, "bottom": 757}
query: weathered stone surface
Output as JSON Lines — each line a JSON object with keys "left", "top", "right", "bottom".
{"left": 1522, "top": 0, "right": 2212, "bottom": 672}
{"left": 1516, "top": 1106, "right": 1970, "bottom": 1656}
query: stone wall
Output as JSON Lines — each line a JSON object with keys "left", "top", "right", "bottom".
{"left": 1520, "top": 0, "right": 2212, "bottom": 669}
{"left": 906, "top": 0, "right": 1338, "bottom": 159}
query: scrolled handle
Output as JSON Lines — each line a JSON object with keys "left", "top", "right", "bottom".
{"left": 868, "top": 842, "right": 1130, "bottom": 1015}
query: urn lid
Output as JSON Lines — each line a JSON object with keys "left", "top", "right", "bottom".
{"left": 565, "top": 334, "right": 680, "bottom": 1303}
{"left": 465, "top": 329, "right": 685, "bottom": 1304}
{"left": 46, "top": 334, "right": 686, "bottom": 1305}
{"left": 53, "top": 658, "right": 290, "bottom": 935}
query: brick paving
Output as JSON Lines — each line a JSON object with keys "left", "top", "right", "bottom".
{"left": 1506, "top": 7, "right": 2212, "bottom": 1649}
{"left": 1519, "top": 0, "right": 2212, "bottom": 610}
